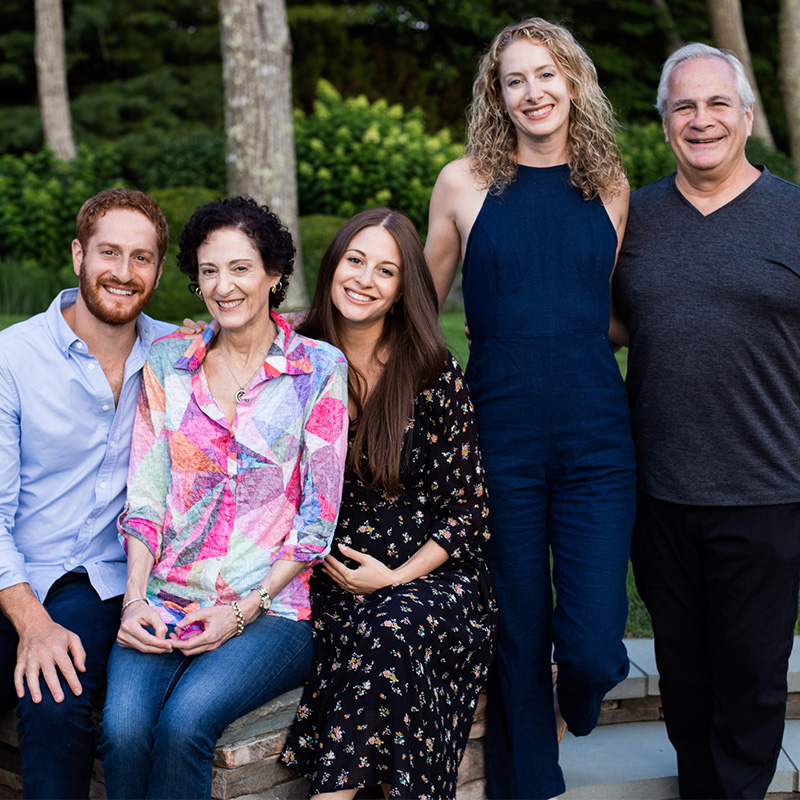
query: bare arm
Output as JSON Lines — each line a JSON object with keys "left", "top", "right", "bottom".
{"left": 425, "top": 160, "right": 469, "bottom": 308}
{"left": 116, "top": 537, "right": 172, "bottom": 653}
{"left": 0, "top": 583, "right": 86, "bottom": 703}
{"left": 605, "top": 183, "right": 631, "bottom": 348}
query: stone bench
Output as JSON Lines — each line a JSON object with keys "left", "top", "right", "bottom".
{"left": 4, "top": 638, "right": 800, "bottom": 799}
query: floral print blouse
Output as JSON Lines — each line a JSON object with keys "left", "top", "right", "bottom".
{"left": 118, "top": 312, "right": 349, "bottom": 621}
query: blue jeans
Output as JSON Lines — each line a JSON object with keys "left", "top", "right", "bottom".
{"left": 99, "top": 613, "right": 312, "bottom": 800}
{"left": 0, "top": 572, "right": 122, "bottom": 799}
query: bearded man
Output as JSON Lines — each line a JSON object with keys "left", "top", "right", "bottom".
{"left": 0, "top": 188, "right": 173, "bottom": 798}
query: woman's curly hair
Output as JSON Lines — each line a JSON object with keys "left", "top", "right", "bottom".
{"left": 467, "top": 17, "right": 626, "bottom": 200}
{"left": 178, "top": 196, "right": 294, "bottom": 309}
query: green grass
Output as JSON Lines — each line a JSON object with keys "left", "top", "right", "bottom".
{"left": 0, "top": 315, "right": 28, "bottom": 330}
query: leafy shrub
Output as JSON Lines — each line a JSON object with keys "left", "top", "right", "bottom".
{"left": 0, "top": 144, "right": 122, "bottom": 278}
{"left": 298, "top": 214, "right": 347, "bottom": 297}
{"left": 745, "top": 138, "right": 798, "bottom": 183}
{"left": 144, "top": 186, "right": 219, "bottom": 322}
{"left": 617, "top": 123, "right": 675, "bottom": 190}
{"left": 142, "top": 132, "right": 226, "bottom": 195}
{"left": 294, "top": 80, "right": 463, "bottom": 232}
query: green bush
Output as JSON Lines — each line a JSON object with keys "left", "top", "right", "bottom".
{"left": 298, "top": 214, "right": 347, "bottom": 298}
{"left": 144, "top": 186, "right": 219, "bottom": 322}
{"left": 142, "top": 133, "right": 226, "bottom": 195}
{"left": 294, "top": 80, "right": 463, "bottom": 232}
{"left": 745, "top": 137, "right": 798, "bottom": 183}
{"left": 0, "top": 144, "right": 123, "bottom": 278}
{"left": 617, "top": 123, "right": 675, "bottom": 190}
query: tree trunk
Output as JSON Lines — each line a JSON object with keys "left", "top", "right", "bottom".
{"left": 34, "top": 0, "right": 76, "bottom": 160}
{"left": 651, "top": 0, "right": 683, "bottom": 56}
{"left": 706, "top": 0, "right": 774, "bottom": 147}
{"left": 779, "top": 0, "right": 800, "bottom": 172}
{"left": 219, "top": 0, "right": 308, "bottom": 310}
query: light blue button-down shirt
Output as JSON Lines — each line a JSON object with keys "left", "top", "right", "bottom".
{"left": 0, "top": 289, "right": 174, "bottom": 601}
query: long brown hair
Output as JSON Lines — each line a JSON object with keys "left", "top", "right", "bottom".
{"left": 299, "top": 208, "right": 446, "bottom": 494}
{"left": 467, "top": 17, "right": 626, "bottom": 200}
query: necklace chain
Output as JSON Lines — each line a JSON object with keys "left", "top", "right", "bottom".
{"left": 218, "top": 337, "right": 274, "bottom": 404}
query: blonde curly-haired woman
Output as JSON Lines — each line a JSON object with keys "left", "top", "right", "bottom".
{"left": 425, "top": 18, "right": 636, "bottom": 799}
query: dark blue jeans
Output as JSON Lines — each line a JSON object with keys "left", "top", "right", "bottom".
{"left": 99, "top": 613, "right": 312, "bottom": 800}
{"left": 0, "top": 572, "right": 122, "bottom": 799}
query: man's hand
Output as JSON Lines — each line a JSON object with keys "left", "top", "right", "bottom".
{"left": 179, "top": 318, "right": 208, "bottom": 335}
{"left": 0, "top": 583, "right": 86, "bottom": 704}
{"left": 14, "top": 616, "right": 86, "bottom": 704}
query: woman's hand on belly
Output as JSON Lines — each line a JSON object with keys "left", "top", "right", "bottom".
{"left": 322, "top": 544, "right": 396, "bottom": 595}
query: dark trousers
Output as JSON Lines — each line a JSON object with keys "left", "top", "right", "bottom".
{"left": 482, "top": 454, "right": 634, "bottom": 798}
{"left": 0, "top": 572, "right": 122, "bottom": 799}
{"left": 631, "top": 494, "right": 800, "bottom": 800}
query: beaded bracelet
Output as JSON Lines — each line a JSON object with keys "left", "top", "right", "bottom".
{"left": 230, "top": 600, "right": 245, "bottom": 637}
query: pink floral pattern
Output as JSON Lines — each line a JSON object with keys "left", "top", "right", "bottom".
{"left": 119, "top": 313, "right": 348, "bottom": 621}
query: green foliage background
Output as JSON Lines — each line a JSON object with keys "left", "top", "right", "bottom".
{"left": 0, "top": 0, "right": 796, "bottom": 321}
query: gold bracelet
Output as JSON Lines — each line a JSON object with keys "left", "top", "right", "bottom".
{"left": 230, "top": 601, "right": 245, "bottom": 636}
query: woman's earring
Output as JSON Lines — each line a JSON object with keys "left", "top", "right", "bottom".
{"left": 194, "top": 286, "right": 203, "bottom": 298}
{"left": 271, "top": 280, "right": 283, "bottom": 295}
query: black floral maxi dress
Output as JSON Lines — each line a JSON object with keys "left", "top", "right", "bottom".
{"left": 281, "top": 355, "right": 496, "bottom": 799}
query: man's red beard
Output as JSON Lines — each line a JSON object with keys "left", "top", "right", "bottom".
{"left": 78, "top": 261, "right": 157, "bottom": 325}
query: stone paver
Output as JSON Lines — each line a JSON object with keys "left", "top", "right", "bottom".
{"left": 560, "top": 720, "right": 678, "bottom": 799}
{"left": 624, "top": 637, "right": 661, "bottom": 696}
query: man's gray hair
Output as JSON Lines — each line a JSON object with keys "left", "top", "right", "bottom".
{"left": 655, "top": 42, "right": 756, "bottom": 117}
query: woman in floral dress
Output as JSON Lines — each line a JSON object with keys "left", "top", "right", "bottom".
{"left": 281, "top": 207, "right": 496, "bottom": 799}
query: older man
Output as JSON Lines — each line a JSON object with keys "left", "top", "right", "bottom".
{"left": 0, "top": 189, "right": 173, "bottom": 798}
{"left": 615, "top": 44, "right": 800, "bottom": 799}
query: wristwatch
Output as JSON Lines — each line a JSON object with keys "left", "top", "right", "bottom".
{"left": 254, "top": 583, "right": 272, "bottom": 613}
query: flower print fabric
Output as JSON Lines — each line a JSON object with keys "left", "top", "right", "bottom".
{"left": 281, "top": 354, "right": 496, "bottom": 798}
{"left": 118, "top": 312, "right": 349, "bottom": 622}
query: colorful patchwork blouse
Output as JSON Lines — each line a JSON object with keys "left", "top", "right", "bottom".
{"left": 118, "top": 313, "right": 349, "bottom": 621}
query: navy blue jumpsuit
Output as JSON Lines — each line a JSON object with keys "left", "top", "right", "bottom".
{"left": 462, "top": 164, "right": 636, "bottom": 799}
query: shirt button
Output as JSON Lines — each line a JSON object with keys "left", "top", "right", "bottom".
{"left": 103, "top": 404, "right": 110, "bottom": 411}
{"left": 76, "top": 343, "right": 83, "bottom": 350}
{"left": 109, "top": 441, "right": 116, "bottom": 448}
{"left": 88, "top": 363, "right": 95, "bottom": 370}
{"left": 100, "top": 481, "right": 107, "bottom": 489}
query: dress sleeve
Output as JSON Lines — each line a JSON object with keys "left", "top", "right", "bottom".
{"left": 117, "top": 355, "right": 171, "bottom": 561}
{"left": 422, "top": 353, "right": 490, "bottom": 560}
{"left": 277, "top": 356, "right": 349, "bottom": 562}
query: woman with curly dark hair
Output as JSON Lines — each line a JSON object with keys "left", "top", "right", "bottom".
{"left": 425, "top": 17, "right": 636, "bottom": 800}
{"left": 99, "top": 197, "right": 350, "bottom": 800}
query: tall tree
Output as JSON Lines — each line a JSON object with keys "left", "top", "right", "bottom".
{"left": 34, "top": 0, "right": 76, "bottom": 159}
{"left": 219, "top": 0, "right": 307, "bottom": 309}
{"left": 651, "top": 0, "right": 683, "bottom": 55}
{"left": 779, "top": 0, "right": 800, "bottom": 170}
{"left": 707, "top": 0, "right": 774, "bottom": 147}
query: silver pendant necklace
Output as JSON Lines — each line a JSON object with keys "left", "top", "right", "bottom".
{"left": 218, "top": 340, "right": 273, "bottom": 404}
